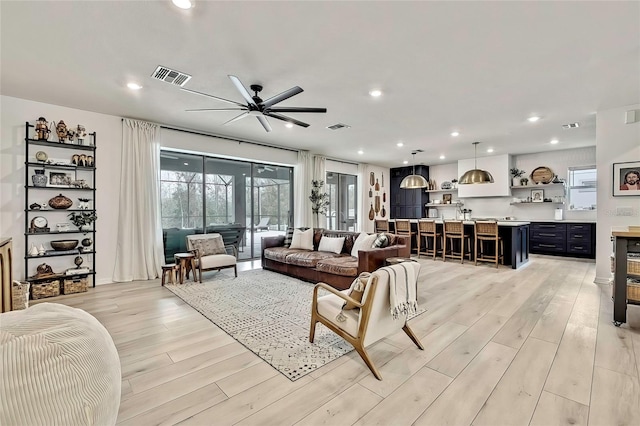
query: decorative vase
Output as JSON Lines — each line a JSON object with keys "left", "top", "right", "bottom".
{"left": 512, "top": 177, "right": 521, "bottom": 186}
{"left": 28, "top": 244, "right": 39, "bottom": 257}
{"left": 32, "top": 170, "right": 48, "bottom": 187}
{"left": 80, "top": 224, "right": 93, "bottom": 232}
{"left": 48, "top": 194, "right": 73, "bottom": 209}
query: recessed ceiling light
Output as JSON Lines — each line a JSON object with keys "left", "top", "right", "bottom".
{"left": 358, "top": 150, "right": 364, "bottom": 155}
{"left": 397, "top": 142, "right": 404, "bottom": 147}
{"left": 439, "top": 155, "right": 445, "bottom": 160}
{"left": 550, "top": 139, "right": 559, "bottom": 145}
{"left": 403, "top": 160, "right": 409, "bottom": 165}
{"left": 172, "top": 0, "right": 193, "bottom": 9}
{"left": 285, "top": 123, "right": 293, "bottom": 128}
{"left": 127, "top": 82, "right": 142, "bottom": 90}
{"left": 486, "top": 148, "right": 494, "bottom": 153}
{"left": 369, "top": 90, "right": 382, "bottom": 97}
{"left": 183, "top": 162, "right": 189, "bottom": 165}
{"left": 450, "top": 131, "right": 460, "bottom": 137}
{"left": 527, "top": 116, "right": 541, "bottom": 122}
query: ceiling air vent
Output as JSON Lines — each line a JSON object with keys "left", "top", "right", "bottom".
{"left": 562, "top": 122, "right": 580, "bottom": 129}
{"left": 327, "top": 123, "right": 351, "bottom": 130}
{"left": 151, "top": 65, "right": 192, "bottom": 87}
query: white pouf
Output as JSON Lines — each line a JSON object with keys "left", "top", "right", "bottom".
{"left": 1, "top": 303, "right": 121, "bottom": 425}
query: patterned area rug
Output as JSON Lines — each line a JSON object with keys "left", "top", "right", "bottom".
{"left": 165, "top": 269, "right": 424, "bottom": 381}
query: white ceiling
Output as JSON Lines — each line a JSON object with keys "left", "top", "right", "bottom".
{"left": 1, "top": 1, "right": 638, "bottom": 167}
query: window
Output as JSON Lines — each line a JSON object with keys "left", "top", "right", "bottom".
{"left": 567, "top": 166, "right": 597, "bottom": 210}
{"left": 326, "top": 172, "right": 358, "bottom": 230}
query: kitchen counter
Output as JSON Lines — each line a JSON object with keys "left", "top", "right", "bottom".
{"left": 389, "top": 219, "right": 530, "bottom": 227}
{"left": 528, "top": 219, "right": 597, "bottom": 224}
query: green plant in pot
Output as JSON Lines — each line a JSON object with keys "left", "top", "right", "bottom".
{"left": 68, "top": 211, "right": 97, "bottom": 231}
{"left": 309, "top": 180, "right": 330, "bottom": 228}
{"left": 510, "top": 168, "right": 525, "bottom": 186}
{"left": 520, "top": 177, "right": 529, "bottom": 186}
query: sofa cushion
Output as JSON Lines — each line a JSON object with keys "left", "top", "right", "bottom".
{"left": 316, "top": 292, "right": 359, "bottom": 338}
{"left": 290, "top": 228, "right": 314, "bottom": 250}
{"left": 318, "top": 236, "right": 345, "bottom": 254}
{"left": 199, "top": 254, "right": 237, "bottom": 269}
{"left": 373, "top": 233, "right": 390, "bottom": 248}
{"left": 343, "top": 272, "right": 372, "bottom": 310}
{"left": 351, "top": 233, "right": 377, "bottom": 256}
{"left": 188, "top": 234, "right": 226, "bottom": 256}
{"left": 285, "top": 251, "right": 340, "bottom": 268}
{"left": 264, "top": 247, "right": 308, "bottom": 262}
{"left": 316, "top": 256, "right": 359, "bottom": 277}
{"left": 283, "top": 227, "right": 295, "bottom": 248}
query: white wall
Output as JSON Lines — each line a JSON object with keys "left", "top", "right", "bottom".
{"left": 1, "top": 95, "right": 122, "bottom": 284}
{"left": 360, "top": 164, "right": 390, "bottom": 233}
{"left": 428, "top": 147, "right": 597, "bottom": 221}
{"left": 594, "top": 103, "right": 640, "bottom": 283}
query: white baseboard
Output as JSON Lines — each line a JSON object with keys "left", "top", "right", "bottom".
{"left": 594, "top": 276, "right": 612, "bottom": 285}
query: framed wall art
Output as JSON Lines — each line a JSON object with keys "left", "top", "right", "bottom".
{"left": 531, "top": 189, "right": 544, "bottom": 202}
{"left": 47, "top": 170, "right": 74, "bottom": 187}
{"left": 613, "top": 161, "right": 640, "bottom": 196}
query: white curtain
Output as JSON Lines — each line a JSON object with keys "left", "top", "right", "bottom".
{"left": 113, "top": 119, "right": 164, "bottom": 282}
{"left": 313, "top": 155, "right": 327, "bottom": 228}
{"left": 294, "top": 150, "right": 313, "bottom": 228}
{"left": 357, "top": 163, "right": 367, "bottom": 232}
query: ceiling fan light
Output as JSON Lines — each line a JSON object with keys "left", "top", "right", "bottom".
{"left": 172, "top": 0, "right": 193, "bottom": 9}
{"left": 400, "top": 174, "right": 428, "bottom": 189}
{"left": 459, "top": 169, "right": 494, "bottom": 184}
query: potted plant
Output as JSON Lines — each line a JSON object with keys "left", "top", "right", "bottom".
{"left": 451, "top": 178, "right": 458, "bottom": 189}
{"left": 520, "top": 177, "right": 529, "bottom": 186}
{"left": 510, "top": 168, "right": 525, "bottom": 186}
{"left": 309, "top": 180, "right": 330, "bottom": 228}
{"left": 68, "top": 211, "right": 97, "bottom": 231}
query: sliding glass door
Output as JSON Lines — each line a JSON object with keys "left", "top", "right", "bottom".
{"left": 161, "top": 151, "right": 293, "bottom": 261}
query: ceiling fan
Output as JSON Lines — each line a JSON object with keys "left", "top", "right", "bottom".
{"left": 181, "top": 75, "right": 327, "bottom": 132}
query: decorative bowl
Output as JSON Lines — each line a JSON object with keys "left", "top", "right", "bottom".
{"left": 48, "top": 194, "right": 73, "bottom": 209}
{"left": 50, "top": 239, "right": 79, "bottom": 251}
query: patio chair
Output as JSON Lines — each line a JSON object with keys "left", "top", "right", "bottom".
{"left": 186, "top": 233, "right": 237, "bottom": 281}
{"left": 254, "top": 217, "right": 270, "bottom": 232}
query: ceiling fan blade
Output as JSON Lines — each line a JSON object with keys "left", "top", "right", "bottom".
{"left": 186, "top": 108, "right": 247, "bottom": 112}
{"left": 260, "top": 86, "right": 303, "bottom": 108}
{"left": 223, "top": 112, "right": 249, "bottom": 125}
{"left": 256, "top": 116, "right": 272, "bottom": 132}
{"left": 228, "top": 75, "right": 257, "bottom": 106}
{"left": 265, "top": 112, "right": 310, "bottom": 128}
{"left": 264, "top": 106, "right": 327, "bottom": 113}
{"left": 180, "top": 87, "right": 245, "bottom": 107}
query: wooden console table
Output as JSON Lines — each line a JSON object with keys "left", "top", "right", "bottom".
{"left": 612, "top": 227, "right": 640, "bottom": 326}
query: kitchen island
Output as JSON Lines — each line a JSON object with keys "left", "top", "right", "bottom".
{"left": 388, "top": 219, "right": 530, "bottom": 269}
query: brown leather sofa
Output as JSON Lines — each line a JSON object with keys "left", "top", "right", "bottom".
{"left": 261, "top": 229, "right": 410, "bottom": 290}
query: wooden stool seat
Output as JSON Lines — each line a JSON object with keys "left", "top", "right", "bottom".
{"left": 395, "top": 219, "right": 416, "bottom": 254}
{"left": 443, "top": 220, "right": 472, "bottom": 263}
{"left": 417, "top": 219, "right": 442, "bottom": 260}
{"left": 475, "top": 221, "right": 504, "bottom": 268}
{"left": 161, "top": 263, "right": 179, "bottom": 286}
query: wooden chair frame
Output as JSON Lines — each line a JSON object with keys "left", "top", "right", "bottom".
{"left": 394, "top": 219, "right": 416, "bottom": 254}
{"left": 309, "top": 278, "right": 424, "bottom": 380}
{"left": 374, "top": 219, "right": 389, "bottom": 233}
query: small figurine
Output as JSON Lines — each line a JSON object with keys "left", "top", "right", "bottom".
{"left": 66, "top": 127, "right": 76, "bottom": 143}
{"left": 55, "top": 120, "right": 68, "bottom": 142}
{"left": 35, "top": 117, "right": 51, "bottom": 140}
{"left": 76, "top": 125, "right": 87, "bottom": 144}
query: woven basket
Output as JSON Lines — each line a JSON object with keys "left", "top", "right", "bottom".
{"left": 628, "top": 278, "right": 640, "bottom": 302}
{"left": 610, "top": 255, "right": 640, "bottom": 275}
{"left": 62, "top": 277, "right": 88, "bottom": 295}
{"left": 31, "top": 280, "right": 60, "bottom": 300}
{"left": 11, "top": 281, "right": 30, "bottom": 310}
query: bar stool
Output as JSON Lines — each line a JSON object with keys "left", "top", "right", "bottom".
{"left": 394, "top": 219, "right": 416, "bottom": 254}
{"left": 417, "top": 219, "right": 442, "bottom": 260}
{"left": 475, "top": 220, "right": 504, "bottom": 268}
{"left": 443, "top": 220, "right": 472, "bottom": 263}
{"left": 374, "top": 219, "right": 389, "bottom": 233}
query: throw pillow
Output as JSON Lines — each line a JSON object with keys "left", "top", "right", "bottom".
{"left": 318, "top": 236, "right": 345, "bottom": 255}
{"left": 343, "top": 272, "right": 372, "bottom": 310}
{"left": 289, "top": 228, "right": 313, "bottom": 250}
{"left": 372, "top": 232, "right": 390, "bottom": 248}
{"left": 351, "top": 233, "right": 378, "bottom": 257}
{"left": 283, "top": 227, "right": 295, "bottom": 248}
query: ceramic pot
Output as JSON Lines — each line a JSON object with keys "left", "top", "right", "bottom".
{"left": 32, "top": 170, "right": 48, "bottom": 187}
{"left": 512, "top": 177, "right": 521, "bottom": 186}
{"left": 48, "top": 194, "right": 73, "bottom": 209}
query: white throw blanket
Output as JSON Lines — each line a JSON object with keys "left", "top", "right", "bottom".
{"left": 380, "top": 262, "right": 419, "bottom": 319}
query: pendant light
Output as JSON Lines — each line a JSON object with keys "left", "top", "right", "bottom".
{"left": 459, "top": 141, "right": 494, "bottom": 184}
{"left": 400, "top": 151, "right": 428, "bottom": 189}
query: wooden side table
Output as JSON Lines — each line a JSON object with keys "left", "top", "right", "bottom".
{"left": 161, "top": 263, "right": 179, "bottom": 286}
{"left": 174, "top": 253, "right": 197, "bottom": 284}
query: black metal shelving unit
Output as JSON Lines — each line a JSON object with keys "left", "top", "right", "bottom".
{"left": 24, "top": 122, "right": 97, "bottom": 288}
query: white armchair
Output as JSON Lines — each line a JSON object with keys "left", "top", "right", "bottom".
{"left": 186, "top": 233, "right": 238, "bottom": 281}
{"left": 309, "top": 262, "right": 423, "bottom": 380}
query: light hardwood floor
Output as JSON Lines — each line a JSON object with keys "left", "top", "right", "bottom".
{"left": 36, "top": 255, "right": 640, "bottom": 425}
